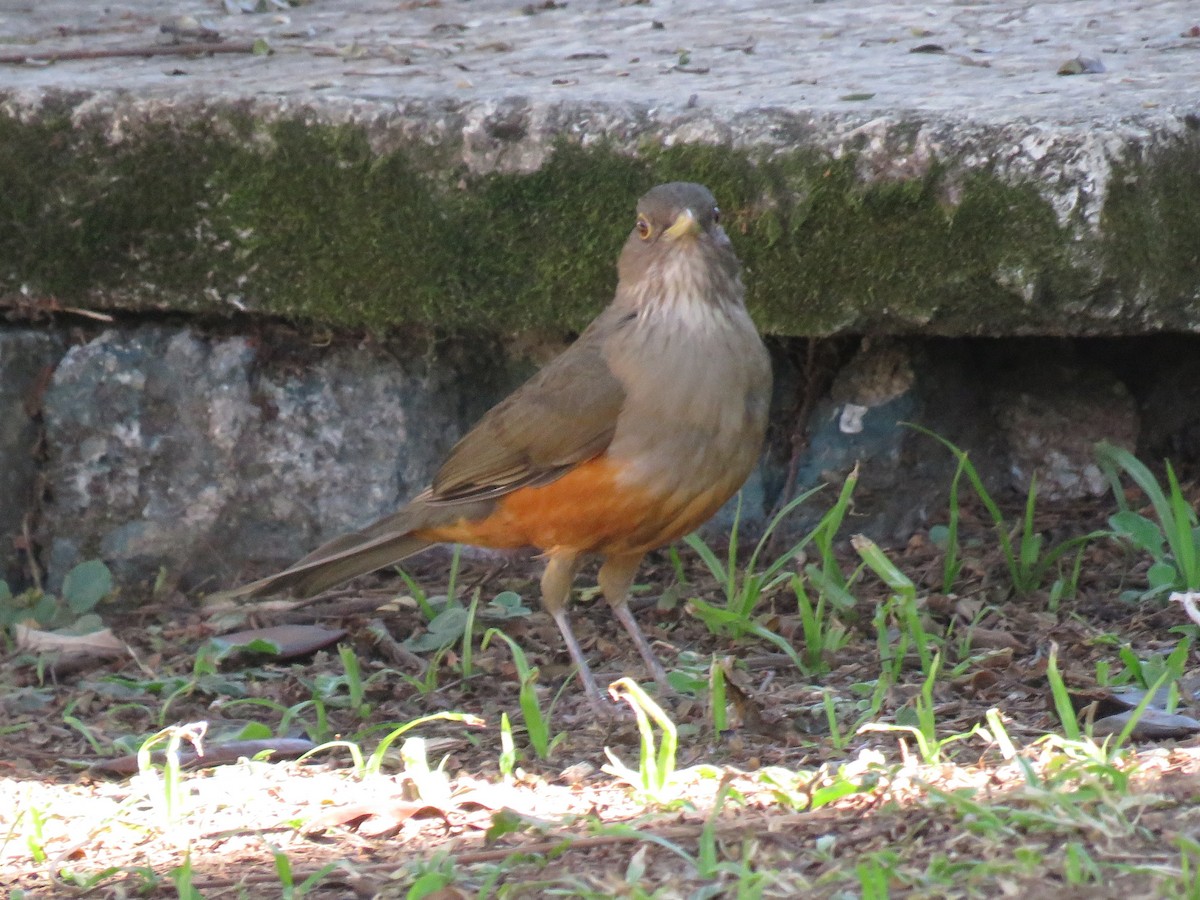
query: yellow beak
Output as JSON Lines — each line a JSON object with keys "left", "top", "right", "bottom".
{"left": 664, "top": 208, "right": 701, "bottom": 240}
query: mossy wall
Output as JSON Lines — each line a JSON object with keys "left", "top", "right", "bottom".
{"left": 1, "top": 100, "right": 1197, "bottom": 335}
{"left": 1102, "top": 137, "right": 1200, "bottom": 324}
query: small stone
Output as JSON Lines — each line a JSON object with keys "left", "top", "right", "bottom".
{"left": 992, "top": 362, "right": 1138, "bottom": 501}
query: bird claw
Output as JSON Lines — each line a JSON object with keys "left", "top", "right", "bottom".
{"left": 576, "top": 674, "right": 678, "bottom": 722}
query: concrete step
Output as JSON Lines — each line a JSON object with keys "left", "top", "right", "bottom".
{"left": 2, "top": 0, "right": 1197, "bottom": 335}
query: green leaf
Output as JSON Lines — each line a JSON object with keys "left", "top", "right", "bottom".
{"left": 483, "top": 591, "right": 532, "bottom": 619}
{"left": 1108, "top": 510, "right": 1165, "bottom": 555}
{"left": 684, "top": 533, "right": 729, "bottom": 592}
{"left": 1117, "top": 645, "right": 1144, "bottom": 683}
{"left": 211, "top": 636, "right": 283, "bottom": 658}
{"left": 236, "top": 721, "right": 273, "bottom": 741}
{"left": 271, "top": 846, "right": 293, "bottom": 887}
{"left": 57, "top": 613, "right": 106, "bottom": 635}
{"left": 927, "top": 524, "right": 951, "bottom": 549}
{"left": 810, "top": 776, "right": 863, "bottom": 810}
{"left": 666, "top": 669, "right": 707, "bottom": 694}
{"left": 61, "top": 560, "right": 114, "bottom": 614}
{"left": 1096, "top": 443, "right": 1178, "bottom": 543}
{"left": 709, "top": 659, "right": 727, "bottom": 736}
{"left": 481, "top": 629, "right": 550, "bottom": 758}
{"left": 852, "top": 535, "right": 915, "bottom": 601}
{"left": 403, "top": 603, "right": 468, "bottom": 652}
{"left": 518, "top": 667, "right": 549, "bottom": 757}
{"left": 1149, "top": 560, "right": 1181, "bottom": 590}
{"left": 804, "top": 564, "right": 858, "bottom": 615}
{"left": 497, "top": 713, "right": 516, "bottom": 779}
{"left": 1167, "top": 462, "right": 1200, "bottom": 587}
{"left": 32, "top": 594, "right": 58, "bottom": 627}
{"left": 485, "top": 807, "right": 529, "bottom": 842}
{"left": 1046, "top": 644, "right": 1080, "bottom": 741}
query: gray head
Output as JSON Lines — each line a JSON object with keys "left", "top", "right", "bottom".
{"left": 615, "top": 182, "right": 740, "bottom": 302}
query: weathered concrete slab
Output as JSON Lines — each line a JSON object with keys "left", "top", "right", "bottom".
{"left": 4, "top": 1, "right": 1197, "bottom": 121}
{"left": 0, "top": 0, "right": 1197, "bottom": 335}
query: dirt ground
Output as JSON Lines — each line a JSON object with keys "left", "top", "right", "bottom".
{"left": 3, "top": 493, "right": 1200, "bottom": 898}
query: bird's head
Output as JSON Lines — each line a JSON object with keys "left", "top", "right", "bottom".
{"left": 616, "top": 182, "right": 741, "bottom": 310}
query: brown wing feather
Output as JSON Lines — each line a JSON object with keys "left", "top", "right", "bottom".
{"left": 223, "top": 309, "right": 631, "bottom": 600}
{"left": 429, "top": 309, "right": 629, "bottom": 504}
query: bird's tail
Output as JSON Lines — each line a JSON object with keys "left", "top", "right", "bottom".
{"left": 225, "top": 502, "right": 445, "bottom": 599}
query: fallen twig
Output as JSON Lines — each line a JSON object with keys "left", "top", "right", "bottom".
{"left": 0, "top": 41, "right": 260, "bottom": 65}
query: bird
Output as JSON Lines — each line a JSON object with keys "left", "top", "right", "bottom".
{"left": 228, "top": 182, "right": 773, "bottom": 712}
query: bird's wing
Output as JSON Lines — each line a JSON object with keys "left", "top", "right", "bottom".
{"left": 429, "top": 311, "right": 629, "bottom": 504}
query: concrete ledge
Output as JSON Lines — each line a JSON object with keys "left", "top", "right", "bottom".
{"left": 1, "top": 0, "right": 1198, "bottom": 336}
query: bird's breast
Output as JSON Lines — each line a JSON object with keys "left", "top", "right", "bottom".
{"left": 603, "top": 295, "right": 772, "bottom": 512}
{"left": 425, "top": 296, "right": 771, "bottom": 557}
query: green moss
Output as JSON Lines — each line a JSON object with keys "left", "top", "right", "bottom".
{"left": 638, "top": 143, "right": 1082, "bottom": 334}
{"left": 4, "top": 105, "right": 1181, "bottom": 336}
{"left": 1101, "top": 134, "right": 1200, "bottom": 321}
{"left": 0, "top": 112, "right": 218, "bottom": 302}
{"left": 213, "top": 120, "right": 460, "bottom": 330}
{"left": 448, "top": 144, "right": 648, "bottom": 329}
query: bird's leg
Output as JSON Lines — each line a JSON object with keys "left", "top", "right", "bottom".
{"left": 599, "top": 553, "right": 673, "bottom": 692}
{"left": 540, "top": 553, "right": 607, "bottom": 713}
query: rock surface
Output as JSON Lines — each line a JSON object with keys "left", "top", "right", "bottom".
{"left": 993, "top": 360, "right": 1140, "bottom": 500}
{"left": 12, "top": 323, "right": 1200, "bottom": 594}
{"left": 39, "top": 326, "right": 525, "bottom": 591}
{"left": 0, "top": 330, "right": 62, "bottom": 586}
{"left": 4, "top": 0, "right": 1197, "bottom": 123}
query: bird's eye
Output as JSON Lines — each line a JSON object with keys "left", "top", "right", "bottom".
{"left": 712, "top": 206, "right": 721, "bottom": 225}
{"left": 635, "top": 215, "right": 651, "bottom": 240}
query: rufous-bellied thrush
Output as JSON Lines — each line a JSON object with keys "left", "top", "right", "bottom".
{"left": 229, "top": 182, "right": 773, "bottom": 711}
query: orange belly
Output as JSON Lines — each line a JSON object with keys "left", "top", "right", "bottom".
{"left": 415, "top": 456, "right": 730, "bottom": 556}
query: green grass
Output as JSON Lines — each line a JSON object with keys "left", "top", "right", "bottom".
{"left": 1098, "top": 440, "right": 1200, "bottom": 600}
{"left": 686, "top": 475, "right": 857, "bottom": 677}
{"left": 7, "top": 442, "right": 1200, "bottom": 897}
{"left": 911, "top": 426, "right": 1110, "bottom": 597}
{"left": 480, "top": 627, "right": 563, "bottom": 760}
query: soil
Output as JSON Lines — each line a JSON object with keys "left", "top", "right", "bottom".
{"left": 2, "top": 493, "right": 1199, "bottom": 897}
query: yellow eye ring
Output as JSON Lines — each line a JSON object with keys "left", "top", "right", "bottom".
{"left": 635, "top": 215, "right": 651, "bottom": 240}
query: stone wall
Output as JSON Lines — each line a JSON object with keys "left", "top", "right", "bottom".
{"left": 6, "top": 322, "right": 1192, "bottom": 597}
